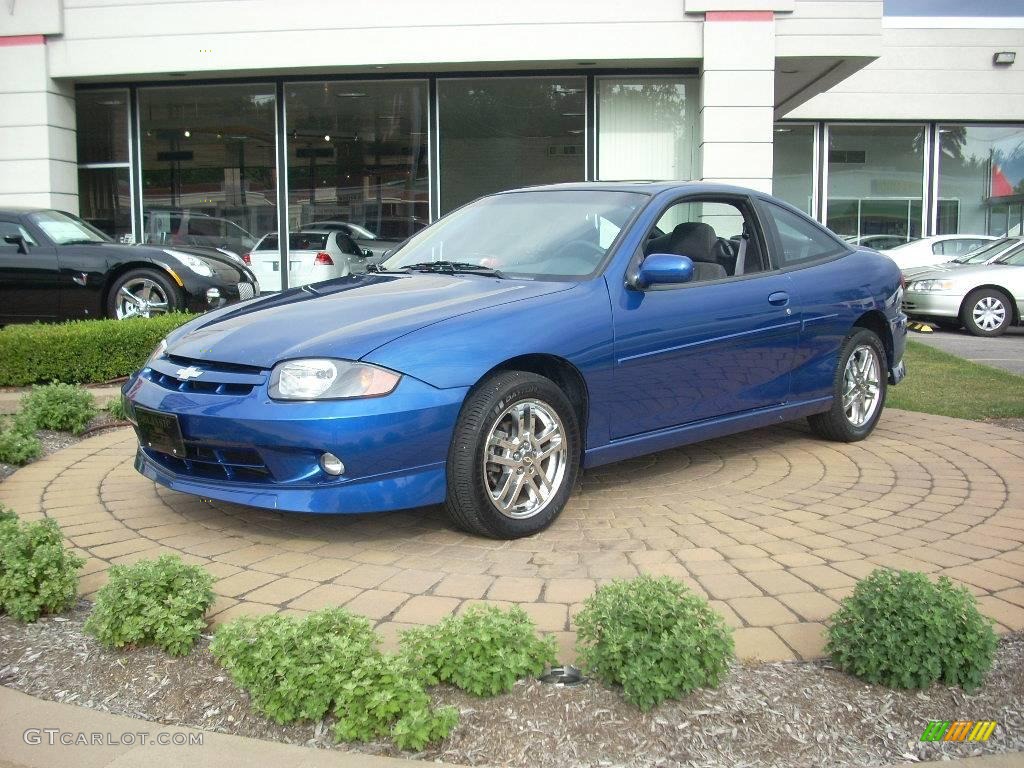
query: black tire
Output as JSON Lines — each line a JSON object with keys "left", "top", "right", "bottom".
{"left": 445, "top": 370, "right": 580, "bottom": 539}
{"left": 808, "top": 328, "right": 888, "bottom": 443}
{"left": 960, "top": 288, "right": 1013, "bottom": 337}
{"left": 106, "top": 267, "right": 182, "bottom": 319}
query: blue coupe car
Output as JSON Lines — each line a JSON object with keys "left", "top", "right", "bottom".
{"left": 123, "top": 183, "right": 907, "bottom": 538}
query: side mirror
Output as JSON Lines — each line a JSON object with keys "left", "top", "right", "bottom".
{"left": 634, "top": 253, "right": 694, "bottom": 290}
{"left": 3, "top": 234, "right": 28, "bottom": 254}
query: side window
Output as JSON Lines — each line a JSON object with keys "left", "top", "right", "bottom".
{"left": 932, "top": 240, "right": 947, "bottom": 255}
{"left": 643, "top": 198, "right": 768, "bottom": 283}
{"left": 762, "top": 201, "right": 846, "bottom": 267}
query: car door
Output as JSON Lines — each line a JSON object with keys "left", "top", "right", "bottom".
{"left": 609, "top": 195, "right": 800, "bottom": 439}
{"left": 0, "top": 217, "right": 61, "bottom": 322}
{"left": 756, "top": 198, "right": 864, "bottom": 403}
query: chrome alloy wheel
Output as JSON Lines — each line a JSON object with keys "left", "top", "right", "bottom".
{"left": 483, "top": 399, "right": 567, "bottom": 519}
{"left": 842, "top": 344, "right": 881, "bottom": 428}
{"left": 972, "top": 295, "right": 1006, "bottom": 332}
{"left": 116, "top": 278, "right": 170, "bottom": 319}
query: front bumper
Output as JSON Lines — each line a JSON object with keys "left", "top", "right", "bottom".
{"left": 123, "top": 360, "right": 466, "bottom": 514}
{"left": 902, "top": 291, "right": 963, "bottom": 320}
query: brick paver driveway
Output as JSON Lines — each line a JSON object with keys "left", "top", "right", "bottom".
{"left": 2, "top": 410, "right": 1022, "bottom": 662}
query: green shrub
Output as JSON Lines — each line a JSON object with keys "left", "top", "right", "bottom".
{"left": 0, "top": 504, "right": 16, "bottom": 523}
{"left": 106, "top": 396, "right": 129, "bottom": 421}
{"left": 0, "top": 314, "right": 196, "bottom": 386}
{"left": 826, "top": 568, "right": 997, "bottom": 691}
{"left": 84, "top": 554, "right": 214, "bottom": 656}
{"left": 211, "top": 608, "right": 380, "bottom": 724}
{"left": 400, "top": 605, "right": 557, "bottom": 696}
{"left": 21, "top": 383, "right": 97, "bottom": 434}
{"left": 0, "top": 413, "right": 42, "bottom": 465}
{"left": 0, "top": 517, "right": 84, "bottom": 622}
{"left": 333, "top": 654, "right": 459, "bottom": 750}
{"left": 574, "top": 575, "right": 734, "bottom": 710}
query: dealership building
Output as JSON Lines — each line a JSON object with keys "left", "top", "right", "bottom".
{"left": 0, "top": 0, "right": 1021, "bottom": 289}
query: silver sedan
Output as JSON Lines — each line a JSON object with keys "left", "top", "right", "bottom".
{"left": 902, "top": 242, "right": 1024, "bottom": 337}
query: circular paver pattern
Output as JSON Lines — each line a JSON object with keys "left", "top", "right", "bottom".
{"left": 2, "top": 410, "right": 1023, "bottom": 662}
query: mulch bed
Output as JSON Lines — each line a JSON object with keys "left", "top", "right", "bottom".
{"left": 0, "top": 412, "right": 126, "bottom": 482}
{"left": 1, "top": 602, "right": 1021, "bottom": 767}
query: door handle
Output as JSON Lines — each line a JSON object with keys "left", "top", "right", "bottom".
{"left": 768, "top": 291, "right": 790, "bottom": 306}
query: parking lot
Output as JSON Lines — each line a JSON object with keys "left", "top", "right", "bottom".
{"left": 913, "top": 327, "right": 1024, "bottom": 375}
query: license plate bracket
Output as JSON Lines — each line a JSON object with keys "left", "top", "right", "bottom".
{"left": 135, "top": 406, "right": 186, "bottom": 458}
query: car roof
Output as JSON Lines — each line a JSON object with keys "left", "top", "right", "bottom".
{"left": 493, "top": 181, "right": 766, "bottom": 197}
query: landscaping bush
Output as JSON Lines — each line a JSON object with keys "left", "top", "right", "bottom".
{"left": 0, "top": 516, "right": 83, "bottom": 622}
{"left": 0, "top": 504, "right": 16, "bottom": 523}
{"left": 574, "top": 575, "right": 734, "bottom": 710}
{"left": 211, "top": 608, "right": 380, "bottom": 724}
{"left": 826, "top": 568, "right": 997, "bottom": 691}
{"left": 0, "top": 413, "right": 42, "bottom": 465}
{"left": 400, "top": 604, "right": 557, "bottom": 696}
{"left": 0, "top": 313, "right": 196, "bottom": 386}
{"left": 333, "top": 654, "right": 459, "bottom": 751}
{"left": 84, "top": 554, "right": 215, "bottom": 656}
{"left": 21, "top": 383, "right": 97, "bottom": 434}
{"left": 106, "top": 395, "right": 129, "bottom": 422}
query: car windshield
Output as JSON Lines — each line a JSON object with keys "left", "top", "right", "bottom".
{"left": 954, "top": 238, "right": 1016, "bottom": 264}
{"left": 382, "top": 190, "right": 645, "bottom": 279}
{"left": 29, "top": 210, "right": 112, "bottom": 245}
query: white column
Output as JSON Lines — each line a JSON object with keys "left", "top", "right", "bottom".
{"left": 0, "top": 36, "right": 78, "bottom": 212}
{"left": 699, "top": 12, "right": 775, "bottom": 193}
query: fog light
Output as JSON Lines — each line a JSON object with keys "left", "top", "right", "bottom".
{"left": 205, "top": 287, "right": 221, "bottom": 304}
{"left": 320, "top": 452, "right": 345, "bottom": 476}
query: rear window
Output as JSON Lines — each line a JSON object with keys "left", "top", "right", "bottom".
{"left": 256, "top": 233, "right": 329, "bottom": 251}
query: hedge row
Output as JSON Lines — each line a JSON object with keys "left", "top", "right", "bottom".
{"left": 0, "top": 314, "right": 196, "bottom": 386}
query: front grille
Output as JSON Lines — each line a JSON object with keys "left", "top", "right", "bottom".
{"left": 147, "top": 441, "right": 272, "bottom": 483}
{"left": 238, "top": 282, "right": 256, "bottom": 300}
{"left": 902, "top": 300, "right": 918, "bottom": 312}
{"left": 146, "top": 356, "right": 265, "bottom": 396}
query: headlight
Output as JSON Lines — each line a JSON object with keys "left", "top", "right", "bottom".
{"left": 164, "top": 249, "right": 214, "bottom": 277}
{"left": 907, "top": 279, "right": 956, "bottom": 293}
{"left": 269, "top": 359, "right": 401, "bottom": 401}
{"left": 146, "top": 338, "right": 167, "bottom": 366}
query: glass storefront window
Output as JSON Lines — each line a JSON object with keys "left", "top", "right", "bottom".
{"left": 283, "top": 80, "right": 429, "bottom": 287}
{"left": 936, "top": 124, "right": 1024, "bottom": 236}
{"left": 438, "top": 77, "right": 586, "bottom": 214}
{"left": 597, "top": 77, "right": 695, "bottom": 181}
{"left": 138, "top": 84, "right": 277, "bottom": 260}
{"left": 76, "top": 89, "right": 132, "bottom": 240}
{"left": 826, "top": 124, "right": 926, "bottom": 245}
{"left": 772, "top": 124, "right": 815, "bottom": 215}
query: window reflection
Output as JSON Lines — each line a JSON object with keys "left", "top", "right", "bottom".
{"left": 438, "top": 77, "right": 586, "bottom": 214}
{"left": 138, "top": 85, "right": 278, "bottom": 259}
{"left": 772, "top": 124, "right": 815, "bottom": 215}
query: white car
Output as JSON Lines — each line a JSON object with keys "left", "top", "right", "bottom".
{"left": 901, "top": 237, "right": 1024, "bottom": 280}
{"left": 246, "top": 230, "right": 370, "bottom": 291}
{"left": 880, "top": 234, "right": 998, "bottom": 271}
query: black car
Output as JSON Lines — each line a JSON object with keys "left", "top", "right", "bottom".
{"left": 0, "top": 208, "right": 260, "bottom": 324}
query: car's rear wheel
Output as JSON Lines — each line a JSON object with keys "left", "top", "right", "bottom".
{"left": 107, "top": 268, "right": 181, "bottom": 319}
{"left": 961, "top": 288, "right": 1012, "bottom": 337}
{"left": 445, "top": 370, "right": 580, "bottom": 539}
{"left": 808, "top": 328, "right": 887, "bottom": 443}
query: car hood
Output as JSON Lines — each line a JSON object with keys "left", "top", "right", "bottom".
{"left": 165, "top": 272, "right": 575, "bottom": 368}
{"left": 901, "top": 261, "right": 963, "bottom": 279}
{"left": 906, "top": 262, "right": 1011, "bottom": 283}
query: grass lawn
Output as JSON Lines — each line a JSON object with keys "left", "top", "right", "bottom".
{"left": 887, "top": 340, "right": 1024, "bottom": 420}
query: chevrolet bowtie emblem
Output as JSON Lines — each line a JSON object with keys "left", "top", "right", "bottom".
{"left": 175, "top": 366, "right": 203, "bottom": 381}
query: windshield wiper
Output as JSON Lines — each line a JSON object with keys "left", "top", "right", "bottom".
{"left": 395, "top": 261, "right": 506, "bottom": 278}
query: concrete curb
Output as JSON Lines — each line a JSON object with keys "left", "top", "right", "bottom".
{"left": 2, "top": 685, "right": 1022, "bottom": 768}
{"left": 0, "top": 686, "right": 466, "bottom": 768}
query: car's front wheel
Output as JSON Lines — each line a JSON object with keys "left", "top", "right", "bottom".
{"left": 961, "top": 288, "right": 1012, "bottom": 337}
{"left": 445, "top": 370, "right": 580, "bottom": 539}
{"left": 107, "top": 268, "right": 181, "bottom": 319}
{"left": 808, "top": 328, "right": 888, "bottom": 442}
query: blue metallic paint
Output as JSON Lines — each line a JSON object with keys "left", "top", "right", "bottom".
{"left": 127, "top": 182, "right": 907, "bottom": 516}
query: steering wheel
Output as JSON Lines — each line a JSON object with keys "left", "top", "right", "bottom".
{"left": 555, "top": 239, "right": 606, "bottom": 260}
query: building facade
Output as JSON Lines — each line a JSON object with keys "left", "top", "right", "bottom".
{"left": 1, "top": 0, "right": 1021, "bottom": 289}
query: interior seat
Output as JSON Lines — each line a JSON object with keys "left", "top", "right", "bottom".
{"left": 645, "top": 221, "right": 728, "bottom": 281}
